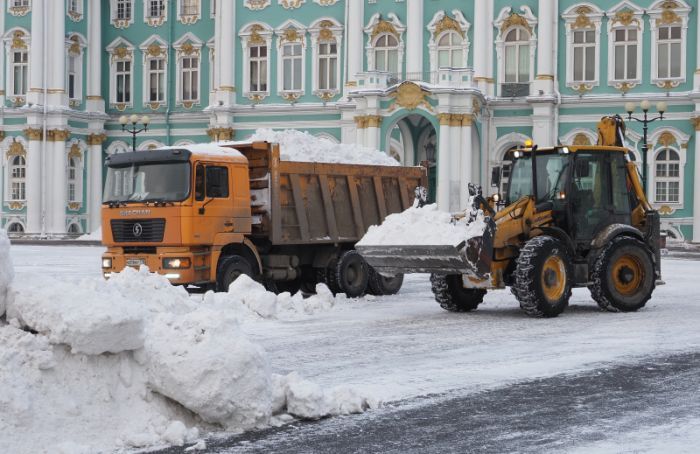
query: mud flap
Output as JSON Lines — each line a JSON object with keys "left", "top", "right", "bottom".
{"left": 356, "top": 217, "right": 496, "bottom": 279}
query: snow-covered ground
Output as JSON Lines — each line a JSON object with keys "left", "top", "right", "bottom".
{"left": 5, "top": 244, "right": 700, "bottom": 452}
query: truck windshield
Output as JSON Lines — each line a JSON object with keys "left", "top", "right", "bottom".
{"left": 507, "top": 153, "right": 570, "bottom": 205}
{"left": 103, "top": 161, "right": 191, "bottom": 203}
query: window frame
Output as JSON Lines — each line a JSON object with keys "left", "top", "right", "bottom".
{"left": 277, "top": 34, "right": 305, "bottom": 96}
{"left": 652, "top": 148, "right": 681, "bottom": 204}
{"left": 240, "top": 23, "right": 273, "bottom": 100}
{"left": 563, "top": 5, "right": 604, "bottom": 91}
{"left": 648, "top": 0, "right": 691, "bottom": 87}
{"left": 363, "top": 13, "right": 406, "bottom": 79}
{"left": 177, "top": 0, "right": 201, "bottom": 24}
{"left": 111, "top": 0, "right": 134, "bottom": 28}
{"left": 605, "top": 5, "right": 644, "bottom": 90}
{"left": 180, "top": 54, "right": 200, "bottom": 104}
{"left": 309, "top": 18, "right": 343, "bottom": 98}
{"left": 10, "top": 48, "right": 28, "bottom": 97}
{"left": 9, "top": 154, "right": 26, "bottom": 202}
{"left": 173, "top": 34, "right": 203, "bottom": 107}
{"left": 502, "top": 27, "right": 531, "bottom": 85}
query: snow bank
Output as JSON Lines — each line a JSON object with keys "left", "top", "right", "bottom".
{"left": 249, "top": 129, "right": 400, "bottom": 166}
{"left": 0, "top": 228, "right": 13, "bottom": 316}
{"left": 76, "top": 227, "right": 101, "bottom": 241}
{"left": 2, "top": 265, "right": 375, "bottom": 453}
{"left": 357, "top": 203, "right": 487, "bottom": 247}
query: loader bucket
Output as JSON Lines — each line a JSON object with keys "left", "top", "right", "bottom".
{"left": 356, "top": 217, "right": 496, "bottom": 279}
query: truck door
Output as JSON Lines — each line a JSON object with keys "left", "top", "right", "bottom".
{"left": 192, "top": 163, "right": 235, "bottom": 242}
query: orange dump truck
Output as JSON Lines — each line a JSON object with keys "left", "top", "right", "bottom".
{"left": 101, "top": 141, "right": 426, "bottom": 297}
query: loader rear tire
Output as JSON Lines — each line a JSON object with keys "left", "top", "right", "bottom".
{"left": 216, "top": 255, "right": 255, "bottom": 292}
{"left": 589, "top": 236, "right": 655, "bottom": 312}
{"left": 514, "top": 236, "right": 572, "bottom": 318}
{"left": 430, "top": 274, "right": 486, "bottom": 312}
{"left": 368, "top": 267, "right": 404, "bottom": 296}
{"left": 336, "top": 250, "right": 369, "bottom": 298}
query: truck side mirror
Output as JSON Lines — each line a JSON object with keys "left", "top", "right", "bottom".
{"left": 491, "top": 167, "right": 501, "bottom": 187}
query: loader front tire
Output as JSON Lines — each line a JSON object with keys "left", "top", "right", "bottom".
{"left": 589, "top": 236, "right": 655, "bottom": 312}
{"left": 430, "top": 274, "right": 486, "bottom": 312}
{"left": 514, "top": 236, "right": 572, "bottom": 318}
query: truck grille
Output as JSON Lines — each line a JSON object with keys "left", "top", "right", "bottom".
{"left": 111, "top": 219, "right": 165, "bottom": 243}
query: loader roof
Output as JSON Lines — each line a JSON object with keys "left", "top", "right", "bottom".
{"left": 516, "top": 145, "right": 631, "bottom": 155}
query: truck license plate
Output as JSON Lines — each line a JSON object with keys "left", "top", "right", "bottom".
{"left": 126, "top": 258, "right": 146, "bottom": 267}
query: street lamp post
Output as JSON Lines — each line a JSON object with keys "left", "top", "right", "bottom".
{"left": 119, "top": 114, "right": 151, "bottom": 151}
{"left": 624, "top": 100, "right": 667, "bottom": 193}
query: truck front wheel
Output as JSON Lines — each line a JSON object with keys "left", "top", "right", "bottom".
{"left": 216, "top": 255, "right": 254, "bottom": 292}
{"left": 368, "top": 267, "right": 404, "bottom": 296}
{"left": 335, "top": 250, "right": 369, "bottom": 298}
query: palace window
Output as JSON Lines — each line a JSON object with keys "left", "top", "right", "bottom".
{"left": 613, "top": 28, "right": 638, "bottom": 80}
{"left": 147, "top": 0, "right": 165, "bottom": 17}
{"left": 373, "top": 34, "right": 399, "bottom": 73}
{"left": 181, "top": 0, "right": 198, "bottom": 15}
{"left": 7, "top": 222, "right": 24, "bottom": 233}
{"left": 68, "top": 54, "right": 78, "bottom": 99}
{"left": 437, "top": 31, "right": 463, "bottom": 68}
{"left": 656, "top": 25, "right": 681, "bottom": 79}
{"left": 180, "top": 55, "right": 199, "bottom": 102}
{"left": 318, "top": 41, "right": 337, "bottom": 90}
{"left": 11, "top": 49, "right": 28, "bottom": 96}
{"left": 572, "top": 30, "right": 596, "bottom": 82}
{"left": 147, "top": 57, "right": 166, "bottom": 102}
{"left": 116, "top": 0, "right": 132, "bottom": 20}
{"left": 10, "top": 155, "right": 26, "bottom": 201}
{"left": 654, "top": 148, "right": 681, "bottom": 203}
{"left": 68, "top": 0, "right": 81, "bottom": 15}
{"left": 68, "top": 156, "right": 79, "bottom": 203}
{"left": 504, "top": 28, "right": 530, "bottom": 84}
{"left": 249, "top": 43, "right": 268, "bottom": 92}
{"left": 12, "top": 0, "right": 29, "bottom": 7}
{"left": 115, "top": 60, "right": 132, "bottom": 103}
{"left": 281, "top": 42, "right": 302, "bottom": 92}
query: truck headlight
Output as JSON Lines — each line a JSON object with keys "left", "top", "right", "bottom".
{"left": 163, "top": 257, "right": 191, "bottom": 269}
{"left": 102, "top": 258, "right": 112, "bottom": 268}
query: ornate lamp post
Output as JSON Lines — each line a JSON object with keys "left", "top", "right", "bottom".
{"left": 624, "top": 100, "right": 667, "bottom": 192}
{"left": 119, "top": 114, "right": 151, "bottom": 151}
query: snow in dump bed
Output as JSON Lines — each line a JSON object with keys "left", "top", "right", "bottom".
{"left": 158, "top": 143, "right": 245, "bottom": 159}
{"left": 249, "top": 128, "right": 400, "bottom": 166}
{"left": 0, "top": 229, "right": 12, "bottom": 316}
{"left": 1, "top": 261, "right": 377, "bottom": 453}
{"left": 357, "top": 203, "right": 487, "bottom": 247}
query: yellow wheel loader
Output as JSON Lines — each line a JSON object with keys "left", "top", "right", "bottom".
{"left": 357, "top": 116, "right": 662, "bottom": 317}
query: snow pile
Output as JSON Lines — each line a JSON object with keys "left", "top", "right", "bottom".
{"left": 250, "top": 129, "right": 400, "bottom": 166}
{"left": 76, "top": 227, "right": 102, "bottom": 241}
{"left": 1, "top": 265, "right": 375, "bottom": 453}
{"left": 0, "top": 228, "right": 13, "bottom": 316}
{"left": 357, "top": 203, "right": 487, "bottom": 247}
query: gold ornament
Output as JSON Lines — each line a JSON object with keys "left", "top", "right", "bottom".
{"left": 11, "top": 31, "right": 27, "bottom": 50}
{"left": 388, "top": 82, "right": 433, "bottom": 112}
{"left": 501, "top": 12, "right": 532, "bottom": 34}
{"left": 206, "top": 127, "right": 235, "bottom": 141}
{"left": 572, "top": 133, "right": 592, "bottom": 146}
{"left": 612, "top": 10, "right": 639, "bottom": 27}
{"left": 68, "top": 143, "right": 83, "bottom": 160}
{"left": 371, "top": 20, "right": 398, "bottom": 40}
{"left": 433, "top": 14, "right": 464, "bottom": 39}
{"left": 87, "top": 133, "right": 107, "bottom": 145}
{"left": 657, "top": 131, "right": 677, "bottom": 147}
{"left": 6, "top": 139, "right": 26, "bottom": 158}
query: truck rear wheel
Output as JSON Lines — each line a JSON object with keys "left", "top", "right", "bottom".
{"left": 430, "top": 274, "right": 486, "bottom": 312}
{"left": 514, "top": 236, "right": 572, "bottom": 318}
{"left": 368, "top": 267, "right": 404, "bottom": 296}
{"left": 589, "top": 236, "right": 655, "bottom": 312}
{"left": 335, "top": 250, "right": 369, "bottom": 298}
{"left": 216, "top": 255, "right": 254, "bottom": 292}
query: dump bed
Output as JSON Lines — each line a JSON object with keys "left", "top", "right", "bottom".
{"left": 224, "top": 141, "right": 427, "bottom": 246}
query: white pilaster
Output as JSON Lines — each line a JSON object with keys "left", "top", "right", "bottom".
{"left": 216, "top": 0, "right": 235, "bottom": 106}
{"left": 47, "top": 0, "right": 66, "bottom": 106}
{"left": 693, "top": 127, "right": 700, "bottom": 242}
{"left": 88, "top": 137, "right": 104, "bottom": 233}
{"left": 449, "top": 119, "right": 461, "bottom": 211}
{"left": 87, "top": 0, "right": 104, "bottom": 112}
{"left": 27, "top": 0, "right": 45, "bottom": 105}
{"left": 345, "top": 0, "right": 364, "bottom": 91}
{"left": 0, "top": 0, "right": 5, "bottom": 105}
{"left": 25, "top": 138, "right": 42, "bottom": 234}
{"left": 405, "top": 0, "right": 423, "bottom": 76}
{"left": 50, "top": 138, "right": 67, "bottom": 235}
{"left": 459, "top": 117, "right": 473, "bottom": 211}
{"left": 532, "top": 104, "right": 555, "bottom": 147}
{"left": 535, "top": 0, "right": 556, "bottom": 94}
{"left": 437, "top": 117, "right": 451, "bottom": 211}
{"left": 474, "top": 0, "right": 489, "bottom": 93}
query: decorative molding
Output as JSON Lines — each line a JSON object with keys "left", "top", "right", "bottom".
{"left": 691, "top": 117, "right": 700, "bottom": 131}
{"left": 500, "top": 12, "right": 533, "bottom": 34}
{"left": 279, "top": 0, "right": 304, "bottom": 9}
{"left": 365, "top": 115, "right": 382, "bottom": 128}
{"left": 6, "top": 139, "right": 26, "bottom": 158}
{"left": 87, "top": 133, "right": 108, "bottom": 145}
{"left": 657, "top": 131, "right": 678, "bottom": 147}
{"left": 371, "top": 19, "right": 399, "bottom": 40}
{"left": 387, "top": 82, "right": 433, "bottom": 112}
{"left": 281, "top": 92, "right": 302, "bottom": 103}
{"left": 433, "top": 12, "right": 465, "bottom": 39}
{"left": 438, "top": 113, "right": 452, "bottom": 126}
{"left": 47, "top": 130, "right": 71, "bottom": 142}
{"left": 315, "top": 91, "right": 337, "bottom": 102}
{"left": 572, "top": 133, "right": 592, "bottom": 146}
{"left": 244, "top": 0, "right": 270, "bottom": 10}
{"left": 570, "top": 5, "right": 594, "bottom": 29}
{"left": 614, "top": 81, "right": 636, "bottom": 93}
{"left": 248, "top": 93, "right": 267, "bottom": 104}
{"left": 7, "top": 201, "right": 25, "bottom": 210}
{"left": 11, "top": 30, "right": 27, "bottom": 50}
{"left": 115, "top": 103, "right": 128, "bottom": 111}
{"left": 354, "top": 116, "right": 367, "bottom": 130}
{"left": 611, "top": 10, "right": 640, "bottom": 28}
{"left": 572, "top": 84, "right": 594, "bottom": 94}
{"left": 112, "top": 19, "right": 131, "bottom": 29}
{"left": 23, "top": 128, "right": 43, "bottom": 141}
{"left": 148, "top": 102, "right": 161, "bottom": 110}
{"left": 206, "top": 127, "right": 235, "bottom": 141}
{"left": 67, "top": 202, "right": 82, "bottom": 212}
{"left": 313, "top": 0, "right": 337, "bottom": 5}
{"left": 8, "top": 4, "right": 30, "bottom": 17}
{"left": 67, "top": 143, "right": 83, "bottom": 160}
{"left": 657, "top": 80, "right": 681, "bottom": 89}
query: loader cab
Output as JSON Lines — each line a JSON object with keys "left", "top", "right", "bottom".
{"left": 506, "top": 146, "right": 634, "bottom": 246}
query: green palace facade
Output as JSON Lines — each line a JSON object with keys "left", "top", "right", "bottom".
{"left": 1, "top": 0, "right": 700, "bottom": 242}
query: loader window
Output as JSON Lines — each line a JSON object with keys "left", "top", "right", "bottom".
{"left": 194, "top": 164, "right": 204, "bottom": 201}
{"left": 205, "top": 166, "right": 229, "bottom": 198}
{"left": 506, "top": 153, "right": 569, "bottom": 205}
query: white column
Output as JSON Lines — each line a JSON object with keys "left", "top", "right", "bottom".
{"left": 27, "top": 0, "right": 44, "bottom": 105}
{"left": 437, "top": 115, "right": 451, "bottom": 211}
{"left": 532, "top": 104, "right": 555, "bottom": 146}
{"left": 365, "top": 116, "right": 380, "bottom": 151}
{"left": 216, "top": 0, "right": 235, "bottom": 106}
{"left": 25, "top": 137, "right": 42, "bottom": 234}
{"left": 485, "top": 1, "right": 495, "bottom": 96}
{"left": 449, "top": 116, "right": 462, "bottom": 211}
{"left": 474, "top": 0, "right": 489, "bottom": 92}
{"left": 355, "top": 117, "right": 365, "bottom": 146}
{"left": 88, "top": 135, "right": 104, "bottom": 233}
{"left": 345, "top": 0, "right": 364, "bottom": 89}
{"left": 535, "top": 0, "right": 556, "bottom": 94}
{"left": 459, "top": 116, "right": 474, "bottom": 211}
{"left": 405, "top": 0, "right": 423, "bottom": 76}
{"left": 0, "top": 0, "right": 5, "bottom": 105}
{"left": 50, "top": 136, "right": 67, "bottom": 235}
{"left": 693, "top": 126, "right": 700, "bottom": 242}
{"left": 47, "top": 0, "right": 66, "bottom": 106}
{"left": 86, "top": 0, "right": 103, "bottom": 112}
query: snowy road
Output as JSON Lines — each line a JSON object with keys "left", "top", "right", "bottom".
{"left": 9, "top": 245, "right": 700, "bottom": 452}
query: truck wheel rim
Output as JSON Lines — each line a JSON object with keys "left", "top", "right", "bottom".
{"left": 541, "top": 256, "right": 566, "bottom": 302}
{"left": 612, "top": 255, "right": 643, "bottom": 296}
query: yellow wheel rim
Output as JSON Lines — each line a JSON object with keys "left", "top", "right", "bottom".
{"left": 612, "top": 254, "right": 644, "bottom": 296}
{"left": 541, "top": 255, "right": 566, "bottom": 302}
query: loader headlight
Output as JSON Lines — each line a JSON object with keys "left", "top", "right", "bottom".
{"left": 513, "top": 151, "right": 522, "bottom": 158}
{"left": 163, "top": 257, "right": 191, "bottom": 269}
{"left": 492, "top": 194, "right": 501, "bottom": 203}
{"left": 102, "top": 258, "right": 113, "bottom": 269}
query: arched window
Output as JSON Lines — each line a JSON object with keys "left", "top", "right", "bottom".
{"left": 373, "top": 34, "right": 399, "bottom": 73}
{"left": 67, "top": 223, "right": 81, "bottom": 234}
{"left": 318, "top": 40, "right": 337, "bottom": 91}
{"left": 68, "top": 156, "right": 78, "bottom": 203}
{"left": 281, "top": 42, "right": 303, "bottom": 92}
{"left": 654, "top": 148, "right": 680, "bottom": 203}
{"left": 7, "top": 222, "right": 24, "bottom": 233}
{"left": 10, "top": 155, "right": 26, "bottom": 201}
{"left": 249, "top": 42, "right": 268, "bottom": 92}
{"left": 613, "top": 27, "right": 638, "bottom": 81}
{"left": 504, "top": 28, "right": 530, "bottom": 84}
{"left": 436, "top": 32, "right": 463, "bottom": 68}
